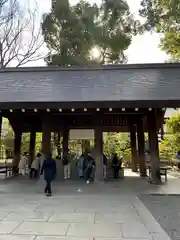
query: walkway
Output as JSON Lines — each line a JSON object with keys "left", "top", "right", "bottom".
{"left": 0, "top": 173, "right": 175, "bottom": 240}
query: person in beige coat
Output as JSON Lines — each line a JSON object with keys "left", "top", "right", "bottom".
{"left": 30, "top": 153, "right": 41, "bottom": 178}
{"left": 18, "top": 153, "right": 28, "bottom": 176}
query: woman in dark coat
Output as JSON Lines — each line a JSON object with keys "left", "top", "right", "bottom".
{"left": 112, "top": 153, "right": 121, "bottom": 179}
{"left": 40, "top": 152, "right": 56, "bottom": 196}
{"left": 84, "top": 153, "right": 95, "bottom": 184}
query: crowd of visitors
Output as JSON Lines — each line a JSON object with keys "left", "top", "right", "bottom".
{"left": 17, "top": 150, "right": 122, "bottom": 197}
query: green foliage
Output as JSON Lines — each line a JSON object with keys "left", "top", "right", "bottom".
{"left": 1, "top": 117, "right": 43, "bottom": 157}
{"left": 159, "top": 136, "right": 177, "bottom": 160}
{"left": 21, "top": 133, "right": 30, "bottom": 153}
{"left": 2, "top": 123, "right": 14, "bottom": 151}
{"left": 42, "top": 0, "right": 99, "bottom": 66}
{"left": 167, "top": 114, "right": 180, "bottom": 133}
{"left": 35, "top": 133, "right": 43, "bottom": 152}
{"left": 103, "top": 132, "right": 130, "bottom": 159}
{"left": 159, "top": 114, "right": 180, "bottom": 160}
{"left": 139, "top": 0, "right": 180, "bottom": 61}
{"left": 96, "top": 0, "right": 137, "bottom": 64}
{"left": 42, "top": 0, "right": 138, "bottom": 65}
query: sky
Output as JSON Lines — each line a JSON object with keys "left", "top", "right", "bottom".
{"left": 26, "top": 0, "right": 168, "bottom": 67}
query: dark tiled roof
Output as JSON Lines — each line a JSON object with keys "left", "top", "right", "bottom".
{"left": 0, "top": 63, "right": 180, "bottom": 103}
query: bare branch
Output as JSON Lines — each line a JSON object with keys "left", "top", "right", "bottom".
{"left": 0, "top": 0, "right": 46, "bottom": 68}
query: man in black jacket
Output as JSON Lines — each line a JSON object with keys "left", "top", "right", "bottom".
{"left": 84, "top": 153, "right": 95, "bottom": 184}
{"left": 41, "top": 152, "right": 56, "bottom": 196}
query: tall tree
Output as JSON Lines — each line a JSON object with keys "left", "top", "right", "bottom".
{"left": 96, "top": 0, "right": 138, "bottom": 64}
{"left": 42, "top": 0, "right": 99, "bottom": 66}
{"left": 139, "top": 0, "right": 180, "bottom": 62}
{"left": 42, "top": 0, "right": 138, "bottom": 65}
{"left": 0, "top": 0, "right": 45, "bottom": 68}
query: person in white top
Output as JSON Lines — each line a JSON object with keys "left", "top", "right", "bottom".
{"left": 18, "top": 153, "right": 28, "bottom": 176}
{"left": 30, "top": 153, "right": 41, "bottom": 178}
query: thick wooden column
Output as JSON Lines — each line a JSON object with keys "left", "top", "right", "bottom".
{"left": 137, "top": 119, "right": 147, "bottom": 176}
{"left": 62, "top": 127, "right": 69, "bottom": 157}
{"left": 130, "top": 127, "right": 138, "bottom": 172}
{"left": 28, "top": 131, "right": 36, "bottom": 168}
{"left": 94, "top": 128, "right": 103, "bottom": 181}
{"left": 147, "top": 110, "right": 161, "bottom": 184}
{"left": 13, "top": 130, "right": 22, "bottom": 171}
{"left": 41, "top": 119, "right": 51, "bottom": 155}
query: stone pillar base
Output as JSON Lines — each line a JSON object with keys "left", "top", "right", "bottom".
{"left": 119, "top": 168, "right": 124, "bottom": 178}
{"left": 140, "top": 173, "right": 147, "bottom": 177}
{"left": 148, "top": 178, "right": 162, "bottom": 185}
{"left": 55, "top": 160, "right": 64, "bottom": 180}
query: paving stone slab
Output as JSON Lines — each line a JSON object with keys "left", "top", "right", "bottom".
{"left": 0, "top": 212, "right": 11, "bottom": 220}
{"left": 35, "top": 206, "right": 75, "bottom": 213}
{"left": 95, "top": 238, "right": 151, "bottom": 240}
{"left": 75, "top": 207, "right": 136, "bottom": 214}
{"left": 0, "top": 204, "right": 38, "bottom": 212}
{"left": 4, "top": 212, "right": 52, "bottom": 222}
{"left": 35, "top": 237, "right": 93, "bottom": 240}
{"left": 95, "top": 213, "right": 142, "bottom": 223}
{"left": 48, "top": 213, "right": 95, "bottom": 223}
{"left": 67, "top": 223, "right": 122, "bottom": 238}
{"left": 0, "top": 235, "right": 35, "bottom": 240}
{"left": 0, "top": 222, "right": 21, "bottom": 234}
{"left": 121, "top": 223, "right": 151, "bottom": 239}
{"left": 12, "top": 222, "right": 69, "bottom": 235}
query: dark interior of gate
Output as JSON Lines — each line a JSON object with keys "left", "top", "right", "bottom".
{"left": 0, "top": 63, "right": 180, "bottom": 183}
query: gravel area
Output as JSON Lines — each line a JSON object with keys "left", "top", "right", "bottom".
{"left": 139, "top": 195, "right": 180, "bottom": 240}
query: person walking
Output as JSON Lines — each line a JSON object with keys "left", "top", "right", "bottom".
{"left": 18, "top": 152, "right": 28, "bottom": 176}
{"left": 30, "top": 153, "right": 41, "bottom": 178}
{"left": 40, "top": 152, "right": 56, "bottom": 196}
{"left": 84, "top": 153, "right": 95, "bottom": 184}
{"left": 112, "top": 153, "right": 120, "bottom": 179}
{"left": 63, "top": 150, "right": 72, "bottom": 179}
{"left": 103, "top": 154, "right": 108, "bottom": 179}
{"left": 76, "top": 154, "right": 84, "bottom": 178}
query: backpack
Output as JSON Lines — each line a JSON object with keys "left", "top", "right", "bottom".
{"left": 63, "top": 156, "right": 69, "bottom": 166}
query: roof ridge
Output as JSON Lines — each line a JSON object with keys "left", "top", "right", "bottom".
{"left": 0, "top": 63, "right": 180, "bottom": 73}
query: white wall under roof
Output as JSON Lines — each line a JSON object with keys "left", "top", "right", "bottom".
{"left": 69, "top": 129, "right": 94, "bottom": 140}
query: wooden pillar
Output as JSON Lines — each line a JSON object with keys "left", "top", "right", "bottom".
{"left": 147, "top": 110, "right": 161, "bottom": 184}
{"left": 28, "top": 131, "right": 36, "bottom": 168}
{"left": 137, "top": 119, "right": 147, "bottom": 176}
{"left": 55, "top": 131, "right": 63, "bottom": 180}
{"left": 160, "top": 124, "right": 164, "bottom": 140}
{"left": 13, "top": 130, "right": 22, "bottom": 171}
{"left": 41, "top": 119, "right": 51, "bottom": 155}
{"left": 62, "top": 127, "right": 69, "bottom": 157}
{"left": 130, "top": 127, "right": 138, "bottom": 172}
{"left": 94, "top": 128, "right": 103, "bottom": 181}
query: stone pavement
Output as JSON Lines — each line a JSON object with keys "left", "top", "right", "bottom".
{"left": 0, "top": 174, "right": 175, "bottom": 240}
